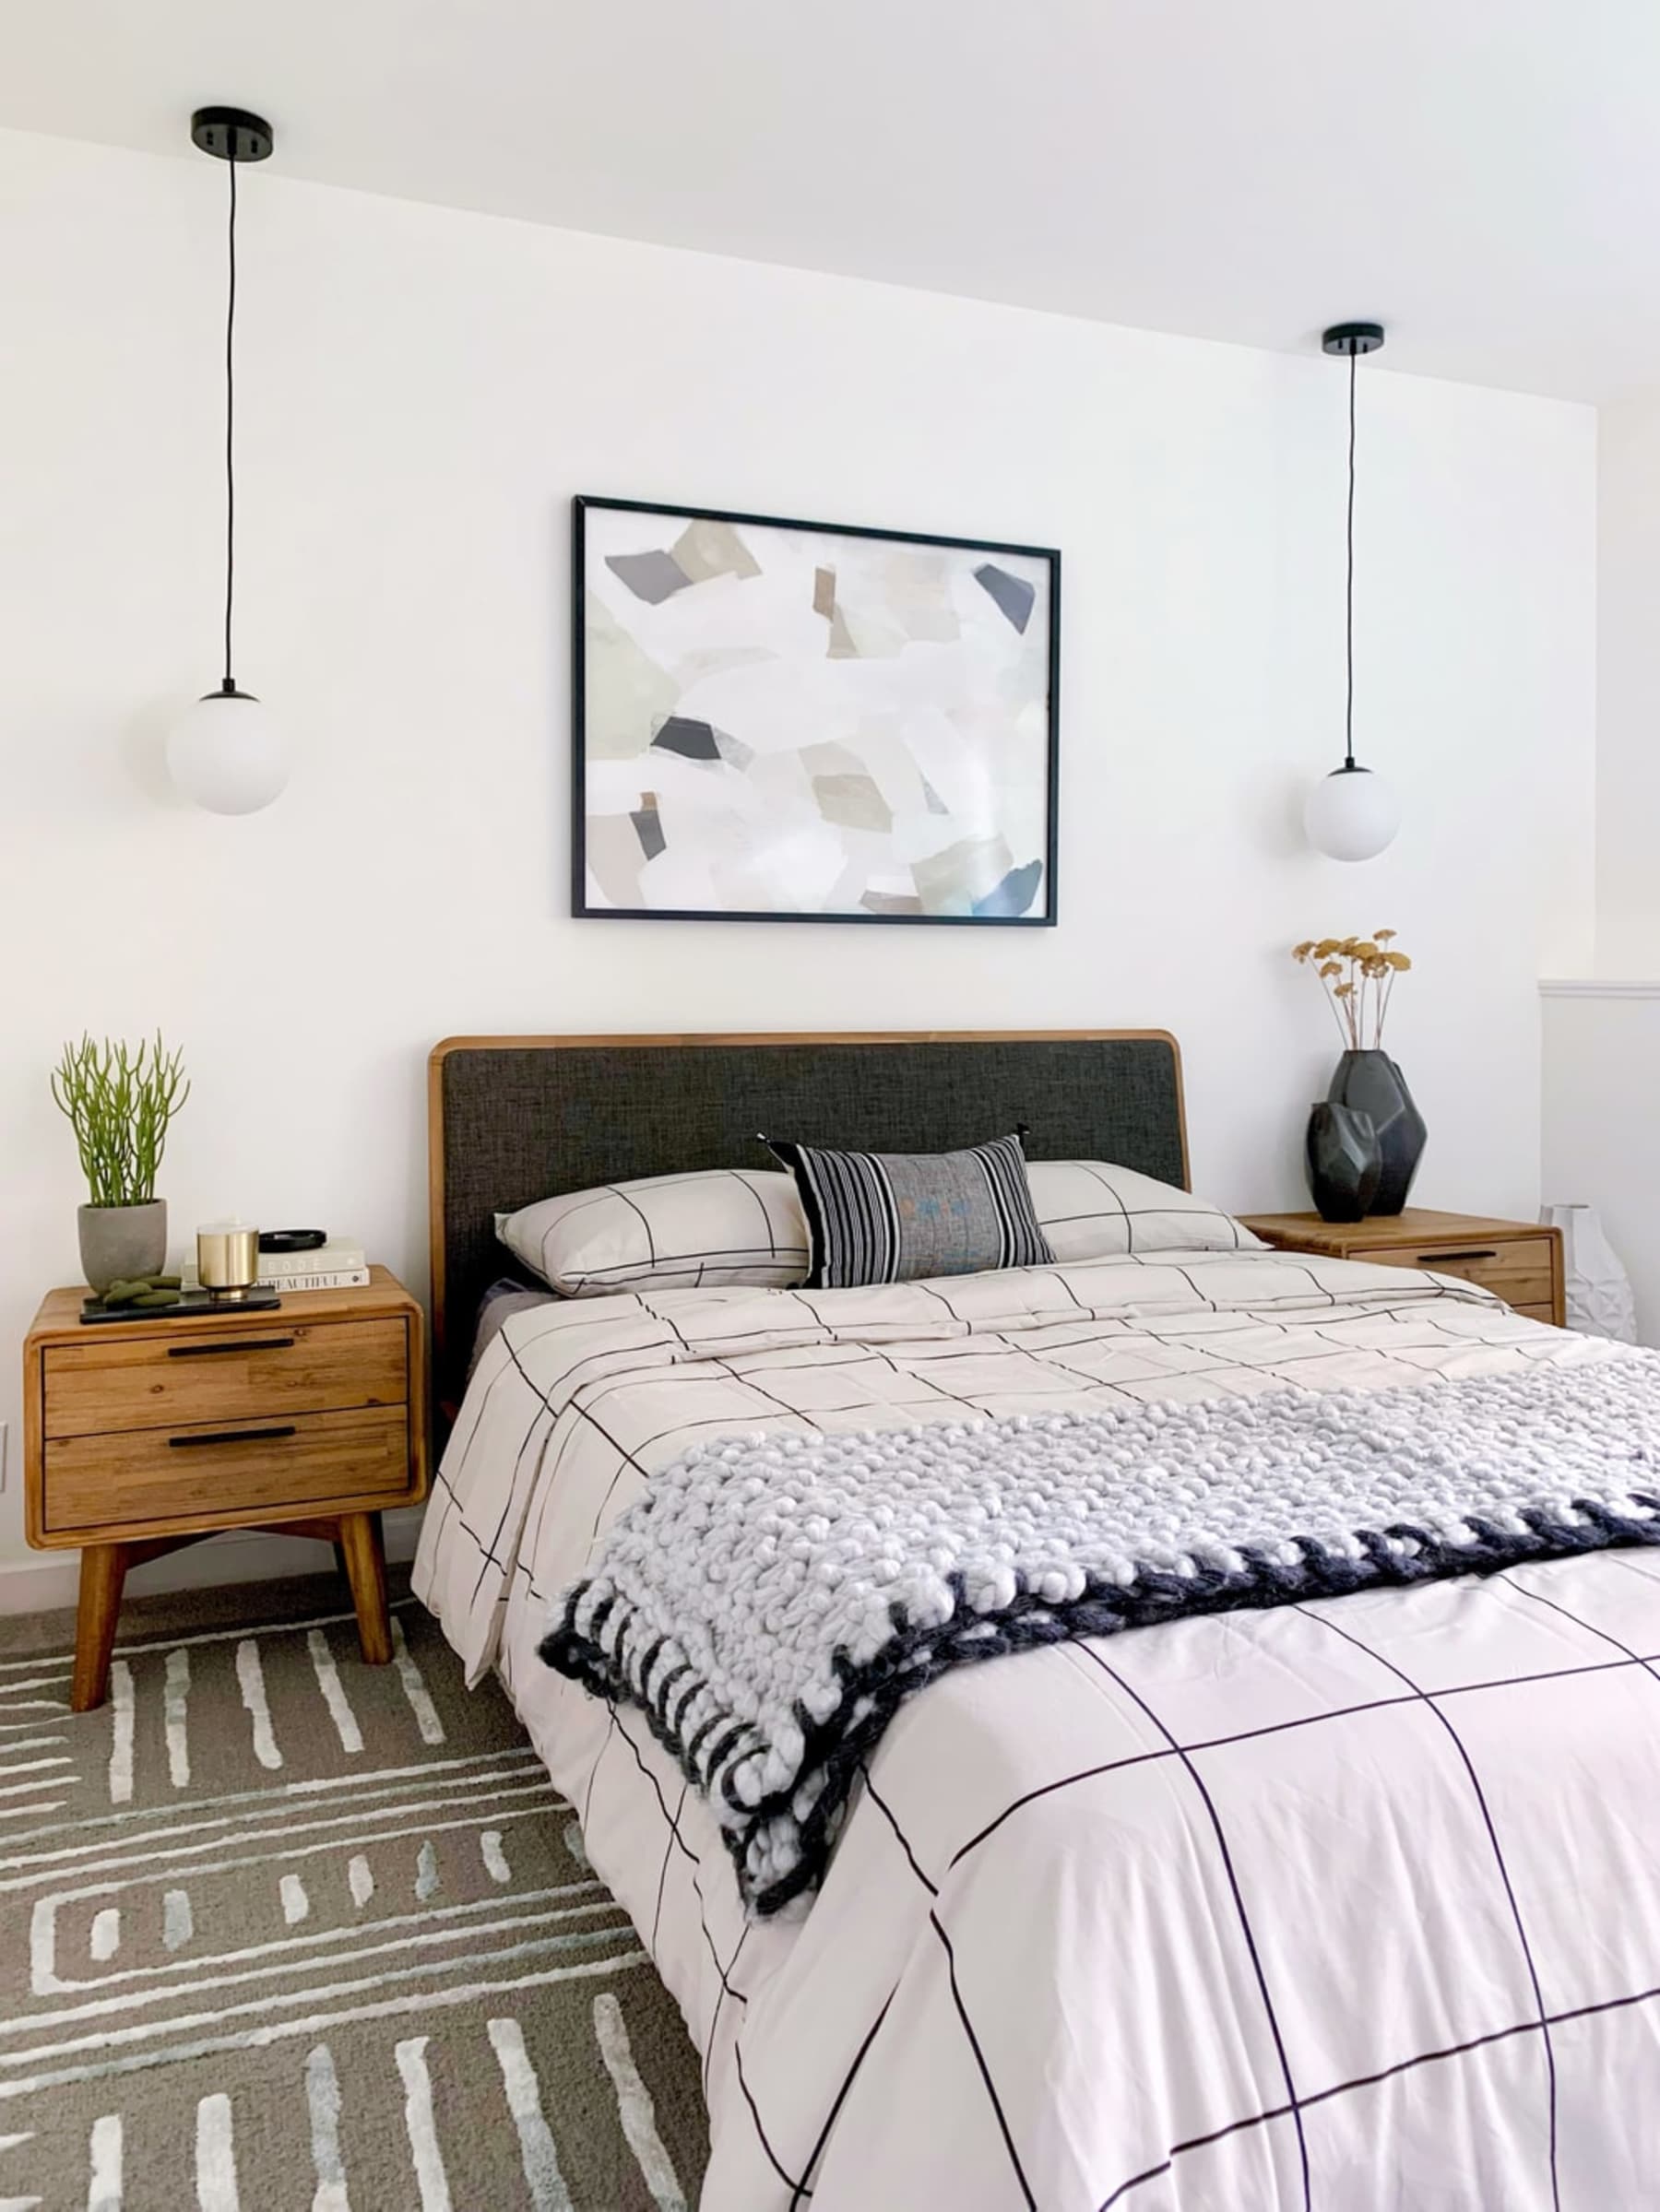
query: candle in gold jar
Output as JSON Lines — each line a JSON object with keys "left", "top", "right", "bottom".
{"left": 196, "top": 1222, "right": 259, "bottom": 1302}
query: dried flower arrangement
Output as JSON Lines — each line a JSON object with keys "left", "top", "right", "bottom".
{"left": 1293, "top": 931, "right": 1412, "bottom": 1051}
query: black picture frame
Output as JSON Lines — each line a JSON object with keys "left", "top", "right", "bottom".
{"left": 572, "top": 494, "right": 1061, "bottom": 926}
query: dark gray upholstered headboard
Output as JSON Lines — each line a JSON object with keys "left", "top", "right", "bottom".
{"left": 428, "top": 1031, "right": 1187, "bottom": 1407}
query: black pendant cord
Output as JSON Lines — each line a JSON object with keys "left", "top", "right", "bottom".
{"left": 220, "top": 150, "right": 238, "bottom": 695}
{"left": 1344, "top": 343, "right": 1357, "bottom": 772}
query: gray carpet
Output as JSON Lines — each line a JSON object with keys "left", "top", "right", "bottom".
{"left": 0, "top": 1567, "right": 708, "bottom": 2208}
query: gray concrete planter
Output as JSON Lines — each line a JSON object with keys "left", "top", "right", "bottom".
{"left": 77, "top": 1201, "right": 167, "bottom": 1295}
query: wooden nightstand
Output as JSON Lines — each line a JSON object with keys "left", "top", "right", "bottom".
{"left": 1239, "top": 1209, "right": 1566, "bottom": 1328}
{"left": 22, "top": 1265, "right": 427, "bottom": 1711}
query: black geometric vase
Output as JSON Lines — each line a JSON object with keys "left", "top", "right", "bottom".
{"left": 1328, "top": 1049, "right": 1427, "bottom": 1216}
{"left": 1305, "top": 1102, "right": 1381, "bottom": 1223}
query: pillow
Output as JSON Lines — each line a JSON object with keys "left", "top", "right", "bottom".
{"left": 496, "top": 1169, "right": 808, "bottom": 1296}
{"left": 763, "top": 1130, "right": 1052, "bottom": 1290}
{"left": 1024, "top": 1160, "right": 1263, "bottom": 1261}
{"left": 467, "top": 1277, "right": 554, "bottom": 1379}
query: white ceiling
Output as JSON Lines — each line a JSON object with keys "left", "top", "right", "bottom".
{"left": 4, "top": 0, "right": 1658, "bottom": 404}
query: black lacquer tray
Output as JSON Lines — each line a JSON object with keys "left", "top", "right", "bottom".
{"left": 79, "top": 1289, "right": 284, "bottom": 1325}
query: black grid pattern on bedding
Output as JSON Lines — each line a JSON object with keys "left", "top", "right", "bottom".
{"left": 435, "top": 1037, "right": 1184, "bottom": 1401}
{"left": 592, "top": 1564, "right": 1660, "bottom": 2211}
{"left": 428, "top": 1249, "right": 1660, "bottom": 2204}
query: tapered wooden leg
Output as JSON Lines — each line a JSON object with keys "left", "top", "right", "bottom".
{"left": 338, "top": 1511, "right": 391, "bottom": 1664}
{"left": 72, "top": 1544, "right": 129, "bottom": 1712}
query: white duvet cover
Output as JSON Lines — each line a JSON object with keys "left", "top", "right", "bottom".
{"left": 413, "top": 1247, "right": 1660, "bottom": 2210}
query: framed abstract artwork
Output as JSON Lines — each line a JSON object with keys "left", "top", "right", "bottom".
{"left": 572, "top": 496, "right": 1060, "bottom": 925}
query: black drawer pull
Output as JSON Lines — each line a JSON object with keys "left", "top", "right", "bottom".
{"left": 169, "top": 1425, "right": 298, "bottom": 1449}
{"left": 1429, "top": 1248, "right": 1499, "bottom": 1264}
{"left": 167, "top": 1337, "right": 296, "bottom": 1358}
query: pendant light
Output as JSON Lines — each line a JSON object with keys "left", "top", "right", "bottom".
{"left": 1304, "top": 321, "right": 1400, "bottom": 862}
{"left": 166, "top": 107, "right": 289, "bottom": 816}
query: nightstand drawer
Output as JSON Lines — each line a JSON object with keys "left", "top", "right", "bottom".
{"left": 1366, "top": 1236, "right": 1555, "bottom": 1307}
{"left": 42, "top": 1319, "right": 409, "bottom": 1439}
{"left": 42, "top": 1406, "right": 412, "bottom": 1534}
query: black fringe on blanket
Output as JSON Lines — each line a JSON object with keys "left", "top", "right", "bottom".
{"left": 540, "top": 1492, "right": 1660, "bottom": 1917}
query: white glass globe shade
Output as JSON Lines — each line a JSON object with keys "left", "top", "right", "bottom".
{"left": 1303, "top": 763, "right": 1399, "bottom": 862}
{"left": 166, "top": 689, "right": 288, "bottom": 815}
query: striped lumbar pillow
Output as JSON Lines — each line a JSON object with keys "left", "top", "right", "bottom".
{"left": 762, "top": 1130, "right": 1053, "bottom": 1290}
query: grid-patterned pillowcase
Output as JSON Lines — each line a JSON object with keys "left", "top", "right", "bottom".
{"left": 496, "top": 1169, "right": 809, "bottom": 1297}
{"left": 763, "top": 1131, "right": 1053, "bottom": 1290}
{"left": 1024, "top": 1160, "right": 1263, "bottom": 1261}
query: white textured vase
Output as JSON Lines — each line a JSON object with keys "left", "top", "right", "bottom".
{"left": 1539, "top": 1203, "right": 1638, "bottom": 1343}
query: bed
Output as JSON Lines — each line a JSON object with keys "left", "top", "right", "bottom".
{"left": 414, "top": 1031, "right": 1660, "bottom": 2210}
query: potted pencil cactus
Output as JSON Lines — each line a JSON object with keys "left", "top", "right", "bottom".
{"left": 52, "top": 1035, "right": 189, "bottom": 1293}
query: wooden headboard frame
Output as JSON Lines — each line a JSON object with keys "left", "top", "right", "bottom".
{"left": 427, "top": 1029, "right": 1188, "bottom": 1409}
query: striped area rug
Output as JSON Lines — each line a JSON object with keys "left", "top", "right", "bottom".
{"left": 0, "top": 1569, "right": 708, "bottom": 2208}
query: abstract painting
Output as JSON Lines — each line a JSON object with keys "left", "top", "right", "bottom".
{"left": 573, "top": 497, "right": 1059, "bottom": 924}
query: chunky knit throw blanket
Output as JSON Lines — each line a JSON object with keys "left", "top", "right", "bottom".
{"left": 541, "top": 1354, "right": 1660, "bottom": 1914}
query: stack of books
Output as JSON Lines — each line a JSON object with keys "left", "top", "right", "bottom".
{"left": 182, "top": 1237, "right": 370, "bottom": 1294}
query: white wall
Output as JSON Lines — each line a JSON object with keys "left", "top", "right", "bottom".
{"left": 1595, "top": 393, "right": 1660, "bottom": 965}
{"left": 0, "top": 126, "right": 1597, "bottom": 1597}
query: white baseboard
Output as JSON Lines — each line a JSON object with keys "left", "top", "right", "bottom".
{"left": 0, "top": 1507, "right": 427, "bottom": 1616}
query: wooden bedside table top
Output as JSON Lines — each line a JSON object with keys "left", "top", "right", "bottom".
{"left": 1239, "top": 1209, "right": 1547, "bottom": 1253}
{"left": 27, "top": 1263, "right": 418, "bottom": 1343}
